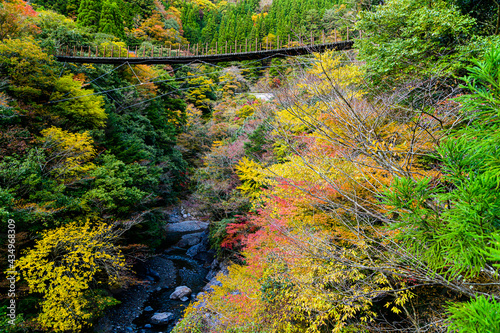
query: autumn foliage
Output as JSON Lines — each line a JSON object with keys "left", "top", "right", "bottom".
{"left": 175, "top": 48, "right": 500, "bottom": 332}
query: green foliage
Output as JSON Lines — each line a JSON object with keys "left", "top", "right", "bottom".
{"left": 384, "top": 47, "right": 500, "bottom": 279}
{"left": 186, "top": 74, "right": 217, "bottom": 114}
{"left": 98, "top": 0, "right": 123, "bottom": 38}
{"left": 77, "top": 0, "right": 101, "bottom": 31}
{"left": 50, "top": 75, "right": 107, "bottom": 129}
{"left": 210, "top": 218, "right": 234, "bottom": 257}
{"left": 356, "top": 0, "right": 475, "bottom": 88}
{"left": 35, "top": 9, "right": 93, "bottom": 53}
{"left": 448, "top": 0, "right": 500, "bottom": 35}
{"left": 0, "top": 37, "right": 55, "bottom": 101}
{"left": 244, "top": 122, "right": 269, "bottom": 158}
{"left": 82, "top": 153, "right": 158, "bottom": 216}
{"left": 34, "top": 0, "right": 81, "bottom": 17}
{"left": 447, "top": 295, "right": 500, "bottom": 333}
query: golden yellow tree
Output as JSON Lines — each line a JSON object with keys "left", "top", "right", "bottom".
{"left": 17, "top": 221, "right": 127, "bottom": 332}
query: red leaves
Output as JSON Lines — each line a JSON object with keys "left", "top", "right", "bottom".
{"left": 221, "top": 215, "right": 258, "bottom": 251}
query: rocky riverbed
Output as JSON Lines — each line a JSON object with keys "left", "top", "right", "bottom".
{"left": 93, "top": 206, "right": 224, "bottom": 333}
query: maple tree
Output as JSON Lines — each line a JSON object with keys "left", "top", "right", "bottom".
{"left": 0, "top": 0, "right": 38, "bottom": 41}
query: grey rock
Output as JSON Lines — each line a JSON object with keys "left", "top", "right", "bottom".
{"left": 202, "top": 276, "right": 223, "bottom": 293}
{"left": 150, "top": 312, "right": 174, "bottom": 325}
{"left": 180, "top": 296, "right": 189, "bottom": 302}
{"left": 205, "top": 269, "right": 217, "bottom": 281}
{"left": 165, "top": 220, "right": 208, "bottom": 233}
{"left": 175, "top": 232, "right": 203, "bottom": 248}
{"left": 210, "top": 259, "right": 219, "bottom": 270}
{"left": 219, "top": 260, "right": 230, "bottom": 276}
{"left": 170, "top": 286, "right": 192, "bottom": 300}
{"left": 186, "top": 243, "right": 204, "bottom": 258}
{"left": 144, "top": 306, "right": 153, "bottom": 312}
{"left": 144, "top": 324, "right": 152, "bottom": 328}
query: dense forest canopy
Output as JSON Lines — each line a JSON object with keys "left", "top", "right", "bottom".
{"left": 1, "top": 0, "right": 500, "bottom": 332}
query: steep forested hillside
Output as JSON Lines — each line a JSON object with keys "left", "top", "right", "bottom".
{"left": 2, "top": 0, "right": 500, "bottom": 332}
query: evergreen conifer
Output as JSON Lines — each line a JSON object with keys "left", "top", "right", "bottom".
{"left": 99, "top": 1, "right": 123, "bottom": 38}
{"left": 77, "top": 0, "right": 101, "bottom": 31}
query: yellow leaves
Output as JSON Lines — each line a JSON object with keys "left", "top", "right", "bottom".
{"left": 251, "top": 12, "right": 268, "bottom": 22}
{"left": 50, "top": 75, "right": 107, "bottom": 128}
{"left": 186, "top": 73, "right": 216, "bottom": 112}
{"left": 190, "top": 0, "right": 216, "bottom": 10}
{"left": 299, "top": 50, "right": 364, "bottom": 97}
{"left": 40, "top": 126, "right": 96, "bottom": 182}
{"left": 16, "top": 220, "right": 126, "bottom": 332}
{"left": 219, "top": 71, "right": 242, "bottom": 98}
{"left": 235, "top": 157, "right": 266, "bottom": 199}
{"left": 235, "top": 105, "right": 255, "bottom": 120}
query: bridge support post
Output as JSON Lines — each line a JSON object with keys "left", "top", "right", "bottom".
{"left": 96, "top": 45, "right": 99, "bottom": 57}
{"left": 80, "top": 46, "right": 83, "bottom": 56}
{"left": 347, "top": 27, "right": 349, "bottom": 41}
{"left": 142, "top": 46, "right": 145, "bottom": 57}
{"left": 88, "top": 46, "right": 91, "bottom": 57}
{"left": 234, "top": 40, "right": 237, "bottom": 54}
{"left": 288, "top": 34, "right": 290, "bottom": 48}
{"left": 255, "top": 37, "right": 258, "bottom": 51}
{"left": 127, "top": 46, "right": 130, "bottom": 58}
{"left": 245, "top": 38, "right": 247, "bottom": 52}
{"left": 277, "top": 35, "right": 279, "bottom": 49}
{"left": 73, "top": 45, "right": 76, "bottom": 56}
{"left": 151, "top": 46, "right": 154, "bottom": 58}
{"left": 335, "top": 30, "right": 337, "bottom": 42}
{"left": 216, "top": 41, "right": 218, "bottom": 54}
{"left": 225, "top": 41, "right": 227, "bottom": 54}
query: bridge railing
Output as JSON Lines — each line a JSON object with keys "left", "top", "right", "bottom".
{"left": 55, "top": 28, "right": 362, "bottom": 59}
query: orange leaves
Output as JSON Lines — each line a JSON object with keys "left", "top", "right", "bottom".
{"left": 0, "top": 0, "right": 39, "bottom": 40}
{"left": 131, "top": 10, "right": 188, "bottom": 47}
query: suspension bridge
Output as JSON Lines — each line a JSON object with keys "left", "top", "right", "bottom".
{"left": 55, "top": 31, "right": 357, "bottom": 65}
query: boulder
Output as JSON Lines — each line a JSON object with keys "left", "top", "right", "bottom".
{"left": 169, "top": 286, "right": 192, "bottom": 300}
{"left": 186, "top": 243, "right": 204, "bottom": 258}
{"left": 202, "top": 277, "right": 223, "bottom": 293}
{"left": 165, "top": 221, "right": 208, "bottom": 233}
{"left": 150, "top": 312, "right": 174, "bottom": 325}
{"left": 180, "top": 296, "right": 189, "bottom": 302}
{"left": 175, "top": 232, "right": 203, "bottom": 248}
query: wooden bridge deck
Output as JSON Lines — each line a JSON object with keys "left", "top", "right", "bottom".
{"left": 55, "top": 41, "right": 354, "bottom": 65}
